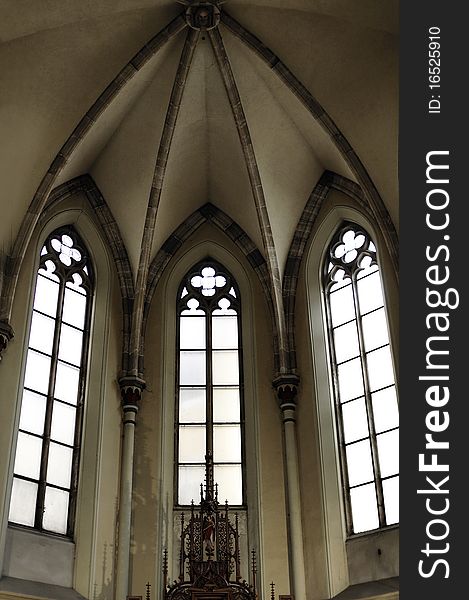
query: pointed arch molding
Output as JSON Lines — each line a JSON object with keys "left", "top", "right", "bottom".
{"left": 0, "top": 13, "right": 187, "bottom": 324}
{"left": 144, "top": 203, "right": 279, "bottom": 369}
{"left": 46, "top": 175, "right": 135, "bottom": 371}
{"left": 283, "top": 170, "right": 386, "bottom": 371}
{"left": 221, "top": 11, "right": 399, "bottom": 271}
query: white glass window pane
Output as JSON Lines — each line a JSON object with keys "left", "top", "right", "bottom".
{"left": 14, "top": 432, "right": 42, "bottom": 480}
{"left": 179, "top": 426, "right": 206, "bottom": 463}
{"left": 29, "top": 312, "right": 55, "bottom": 355}
{"left": 377, "top": 430, "right": 399, "bottom": 478}
{"left": 357, "top": 262, "right": 379, "bottom": 280}
{"left": 367, "top": 346, "right": 395, "bottom": 392}
{"left": 346, "top": 439, "right": 374, "bottom": 487}
{"left": 350, "top": 483, "right": 379, "bottom": 533}
{"left": 362, "top": 308, "right": 389, "bottom": 352}
{"left": 178, "top": 466, "right": 205, "bottom": 505}
{"left": 329, "top": 284, "right": 355, "bottom": 327}
{"left": 58, "top": 324, "right": 83, "bottom": 366}
{"left": 337, "top": 358, "right": 364, "bottom": 402}
{"left": 333, "top": 321, "right": 360, "bottom": 364}
{"left": 19, "top": 390, "right": 47, "bottom": 436}
{"left": 43, "top": 487, "right": 69, "bottom": 534}
{"left": 212, "top": 316, "right": 238, "bottom": 349}
{"left": 213, "top": 388, "right": 240, "bottom": 423}
{"left": 179, "top": 351, "right": 206, "bottom": 385}
{"left": 54, "top": 362, "right": 80, "bottom": 404}
{"left": 51, "top": 401, "right": 77, "bottom": 445}
{"left": 212, "top": 351, "right": 239, "bottom": 385}
{"left": 24, "top": 350, "right": 51, "bottom": 395}
{"left": 179, "top": 388, "right": 206, "bottom": 423}
{"left": 342, "top": 398, "right": 369, "bottom": 444}
{"left": 46, "top": 442, "right": 73, "bottom": 488}
{"left": 214, "top": 464, "right": 243, "bottom": 505}
{"left": 372, "top": 387, "right": 399, "bottom": 433}
{"left": 180, "top": 316, "right": 205, "bottom": 349}
{"left": 33, "top": 275, "right": 59, "bottom": 317}
{"left": 62, "top": 288, "right": 86, "bottom": 330}
{"left": 383, "top": 476, "right": 399, "bottom": 525}
{"left": 9, "top": 478, "right": 38, "bottom": 527}
{"left": 357, "top": 272, "right": 384, "bottom": 315}
{"left": 214, "top": 425, "right": 241, "bottom": 462}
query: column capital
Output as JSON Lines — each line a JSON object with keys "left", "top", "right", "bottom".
{"left": 118, "top": 375, "right": 146, "bottom": 413}
{"left": 0, "top": 321, "right": 14, "bottom": 361}
{"left": 273, "top": 373, "right": 300, "bottom": 412}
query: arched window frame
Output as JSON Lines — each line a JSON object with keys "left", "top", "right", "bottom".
{"left": 323, "top": 221, "right": 399, "bottom": 536}
{"left": 8, "top": 225, "right": 93, "bottom": 537}
{"left": 175, "top": 259, "right": 245, "bottom": 507}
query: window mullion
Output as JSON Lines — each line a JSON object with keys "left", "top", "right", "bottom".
{"left": 206, "top": 308, "right": 213, "bottom": 461}
{"left": 352, "top": 276, "right": 386, "bottom": 528}
{"left": 35, "top": 276, "right": 66, "bottom": 530}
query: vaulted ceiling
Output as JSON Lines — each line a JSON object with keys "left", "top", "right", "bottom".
{"left": 0, "top": 0, "right": 398, "bottom": 305}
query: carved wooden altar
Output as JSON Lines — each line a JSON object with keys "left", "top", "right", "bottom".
{"left": 163, "top": 454, "right": 257, "bottom": 600}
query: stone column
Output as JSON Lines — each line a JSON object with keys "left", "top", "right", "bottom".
{"left": 273, "top": 375, "right": 306, "bottom": 600}
{"left": 115, "top": 376, "right": 145, "bottom": 600}
{"left": 0, "top": 321, "right": 14, "bottom": 361}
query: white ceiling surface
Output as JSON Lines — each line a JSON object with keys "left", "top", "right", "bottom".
{"left": 0, "top": 1, "right": 398, "bottom": 279}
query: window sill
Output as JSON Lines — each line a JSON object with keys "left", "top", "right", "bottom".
{"left": 332, "top": 576, "right": 399, "bottom": 599}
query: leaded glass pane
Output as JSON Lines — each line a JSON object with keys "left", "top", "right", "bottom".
{"left": 180, "top": 316, "right": 205, "bottom": 349}
{"left": 19, "top": 390, "right": 47, "bottom": 436}
{"left": 62, "top": 288, "right": 87, "bottom": 329}
{"left": 212, "top": 351, "right": 239, "bottom": 385}
{"left": 372, "top": 387, "right": 399, "bottom": 433}
{"left": 213, "top": 388, "right": 240, "bottom": 423}
{"left": 58, "top": 324, "right": 83, "bottom": 366}
{"left": 43, "top": 487, "right": 69, "bottom": 534}
{"left": 333, "top": 320, "right": 360, "bottom": 364}
{"left": 14, "top": 432, "right": 42, "bottom": 480}
{"left": 214, "top": 465, "right": 243, "bottom": 505}
{"left": 337, "top": 358, "right": 364, "bottom": 402}
{"left": 179, "top": 351, "right": 206, "bottom": 385}
{"left": 367, "top": 346, "right": 395, "bottom": 392}
{"left": 212, "top": 316, "right": 238, "bottom": 349}
{"left": 357, "top": 272, "right": 384, "bottom": 315}
{"left": 345, "top": 439, "right": 374, "bottom": 487}
{"left": 350, "top": 484, "right": 379, "bottom": 533}
{"left": 46, "top": 442, "right": 73, "bottom": 488}
{"left": 29, "top": 312, "right": 55, "bottom": 355}
{"left": 179, "top": 388, "right": 206, "bottom": 423}
{"left": 178, "top": 466, "right": 205, "bottom": 505}
{"left": 213, "top": 425, "right": 241, "bottom": 462}
{"left": 9, "top": 479, "right": 37, "bottom": 527}
{"left": 24, "top": 350, "right": 51, "bottom": 395}
{"left": 51, "top": 401, "right": 76, "bottom": 445}
{"left": 362, "top": 307, "right": 389, "bottom": 352}
{"left": 383, "top": 476, "right": 399, "bottom": 525}
{"left": 33, "top": 275, "right": 59, "bottom": 317}
{"left": 329, "top": 284, "right": 355, "bottom": 327}
{"left": 179, "top": 426, "right": 206, "bottom": 463}
{"left": 54, "top": 362, "right": 80, "bottom": 404}
{"left": 377, "top": 430, "right": 399, "bottom": 478}
{"left": 341, "top": 398, "right": 369, "bottom": 444}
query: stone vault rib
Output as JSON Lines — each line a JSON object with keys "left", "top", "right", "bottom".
{"left": 0, "top": 12, "right": 188, "bottom": 325}
{"left": 208, "top": 26, "right": 288, "bottom": 375}
{"left": 127, "top": 26, "right": 200, "bottom": 380}
{"left": 221, "top": 11, "right": 398, "bottom": 275}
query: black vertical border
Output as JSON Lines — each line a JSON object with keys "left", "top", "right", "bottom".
{"left": 400, "top": 3, "right": 466, "bottom": 598}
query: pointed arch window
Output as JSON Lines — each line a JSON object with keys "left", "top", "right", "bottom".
{"left": 9, "top": 227, "right": 93, "bottom": 536}
{"left": 176, "top": 261, "right": 244, "bottom": 506}
{"left": 324, "top": 223, "right": 399, "bottom": 535}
